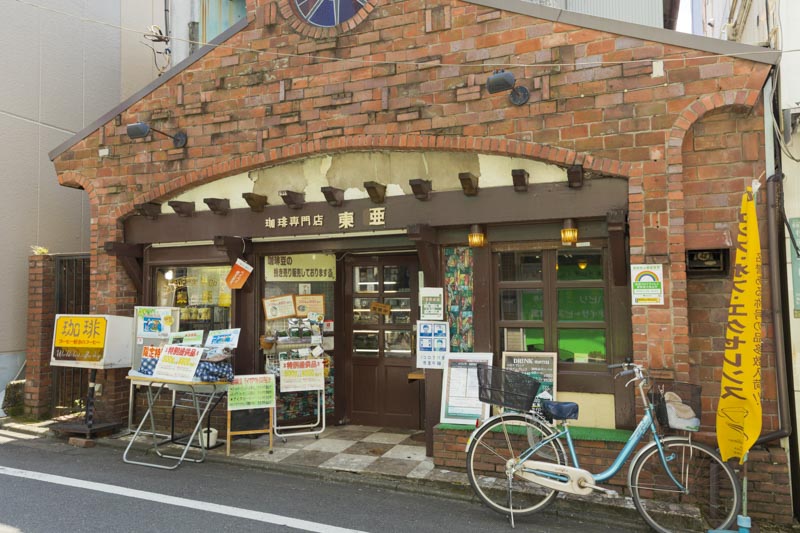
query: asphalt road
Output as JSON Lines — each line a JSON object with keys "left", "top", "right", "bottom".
{"left": 0, "top": 427, "right": 640, "bottom": 532}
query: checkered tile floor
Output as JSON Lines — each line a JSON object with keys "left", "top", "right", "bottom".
{"left": 224, "top": 425, "right": 437, "bottom": 479}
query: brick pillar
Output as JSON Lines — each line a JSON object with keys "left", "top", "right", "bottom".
{"left": 25, "top": 255, "right": 56, "bottom": 419}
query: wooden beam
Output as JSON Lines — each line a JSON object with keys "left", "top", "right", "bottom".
{"left": 103, "top": 242, "right": 143, "bottom": 292}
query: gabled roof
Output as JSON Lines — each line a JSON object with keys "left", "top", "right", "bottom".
{"left": 49, "top": 0, "right": 778, "bottom": 161}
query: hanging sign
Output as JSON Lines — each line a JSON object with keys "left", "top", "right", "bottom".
{"left": 226, "top": 258, "right": 253, "bottom": 290}
{"left": 717, "top": 187, "right": 762, "bottom": 463}
{"left": 265, "top": 254, "right": 336, "bottom": 282}
{"left": 228, "top": 374, "right": 276, "bottom": 410}
{"left": 630, "top": 264, "right": 664, "bottom": 305}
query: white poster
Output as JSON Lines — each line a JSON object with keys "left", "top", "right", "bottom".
{"left": 440, "top": 353, "right": 492, "bottom": 425}
{"left": 631, "top": 264, "right": 664, "bottom": 305}
{"left": 416, "top": 320, "right": 449, "bottom": 369}
{"left": 419, "top": 287, "right": 444, "bottom": 320}
{"left": 152, "top": 344, "right": 204, "bottom": 381}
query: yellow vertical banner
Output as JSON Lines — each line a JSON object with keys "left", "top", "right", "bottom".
{"left": 717, "top": 187, "right": 762, "bottom": 463}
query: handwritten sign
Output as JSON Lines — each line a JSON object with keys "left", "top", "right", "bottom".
{"left": 280, "top": 359, "right": 324, "bottom": 392}
{"left": 152, "top": 344, "right": 204, "bottom": 381}
{"left": 228, "top": 374, "right": 276, "bottom": 410}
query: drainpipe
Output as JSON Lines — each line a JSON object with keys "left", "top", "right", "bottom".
{"left": 756, "top": 74, "right": 792, "bottom": 445}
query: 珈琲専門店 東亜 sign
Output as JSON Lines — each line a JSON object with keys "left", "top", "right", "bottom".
{"left": 265, "top": 254, "right": 336, "bottom": 282}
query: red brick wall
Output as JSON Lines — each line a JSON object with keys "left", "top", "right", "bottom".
{"left": 25, "top": 255, "right": 55, "bottom": 419}
{"left": 683, "top": 108, "right": 777, "bottom": 434}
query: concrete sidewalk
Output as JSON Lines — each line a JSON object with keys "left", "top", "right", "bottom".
{"left": 0, "top": 416, "right": 675, "bottom": 532}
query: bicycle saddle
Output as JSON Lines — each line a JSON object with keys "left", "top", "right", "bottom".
{"left": 541, "top": 400, "right": 579, "bottom": 420}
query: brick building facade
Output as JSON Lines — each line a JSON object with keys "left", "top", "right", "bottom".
{"left": 36, "top": 0, "right": 792, "bottom": 525}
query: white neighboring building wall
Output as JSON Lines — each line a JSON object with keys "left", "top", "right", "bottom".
{"left": 0, "top": 0, "right": 164, "bottom": 413}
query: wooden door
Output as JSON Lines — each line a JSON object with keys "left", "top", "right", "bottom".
{"left": 345, "top": 255, "right": 420, "bottom": 428}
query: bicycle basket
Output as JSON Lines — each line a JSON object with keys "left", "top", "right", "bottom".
{"left": 477, "top": 364, "right": 540, "bottom": 412}
{"left": 648, "top": 381, "right": 702, "bottom": 432}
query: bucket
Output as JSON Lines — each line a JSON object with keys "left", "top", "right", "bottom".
{"left": 200, "top": 427, "right": 218, "bottom": 448}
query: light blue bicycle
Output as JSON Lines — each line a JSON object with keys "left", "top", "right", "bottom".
{"left": 466, "top": 362, "right": 741, "bottom": 532}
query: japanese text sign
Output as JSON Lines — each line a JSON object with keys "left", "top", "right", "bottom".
{"left": 228, "top": 374, "right": 276, "bottom": 411}
{"left": 280, "top": 359, "right": 324, "bottom": 392}
{"left": 152, "top": 344, "right": 204, "bottom": 381}
{"left": 54, "top": 316, "right": 107, "bottom": 349}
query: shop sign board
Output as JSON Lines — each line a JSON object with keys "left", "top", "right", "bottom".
{"left": 265, "top": 253, "right": 336, "bottom": 282}
{"left": 51, "top": 314, "right": 134, "bottom": 369}
{"left": 280, "top": 359, "right": 325, "bottom": 392}
{"left": 416, "top": 320, "right": 449, "bottom": 369}
{"left": 502, "top": 351, "right": 557, "bottom": 408}
{"left": 630, "top": 264, "right": 664, "bottom": 305}
{"left": 440, "top": 353, "right": 492, "bottom": 425}
{"left": 152, "top": 344, "right": 204, "bottom": 381}
{"left": 419, "top": 287, "right": 444, "bottom": 320}
{"left": 228, "top": 374, "right": 276, "bottom": 410}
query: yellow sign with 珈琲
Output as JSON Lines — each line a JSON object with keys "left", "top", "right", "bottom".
{"left": 54, "top": 316, "right": 107, "bottom": 349}
{"left": 717, "top": 187, "right": 762, "bottom": 464}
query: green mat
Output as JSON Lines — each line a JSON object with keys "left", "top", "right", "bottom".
{"left": 436, "top": 423, "right": 632, "bottom": 443}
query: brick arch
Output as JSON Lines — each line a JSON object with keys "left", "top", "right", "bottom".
{"left": 629, "top": 88, "right": 762, "bottom": 380}
{"left": 111, "top": 135, "right": 633, "bottom": 220}
{"left": 667, "top": 89, "right": 761, "bottom": 166}
{"left": 58, "top": 172, "right": 96, "bottom": 199}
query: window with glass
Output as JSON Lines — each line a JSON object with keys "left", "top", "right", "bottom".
{"left": 497, "top": 248, "right": 608, "bottom": 365}
{"left": 154, "top": 266, "right": 233, "bottom": 337}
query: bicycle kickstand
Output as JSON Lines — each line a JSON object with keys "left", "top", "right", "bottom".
{"left": 506, "top": 473, "right": 515, "bottom": 529}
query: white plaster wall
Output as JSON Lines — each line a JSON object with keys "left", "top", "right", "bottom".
{"left": 171, "top": 153, "right": 568, "bottom": 211}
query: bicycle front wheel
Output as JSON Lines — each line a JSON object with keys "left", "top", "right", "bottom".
{"left": 466, "top": 413, "right": 565, "bottom": 517}
{"left": 628, "top": 438, "right": 741, "bottom": 533}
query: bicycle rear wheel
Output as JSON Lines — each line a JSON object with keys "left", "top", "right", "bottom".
{"left": 466, "top": 413, "right": 565, "bottom": 516}
{"left": 628, "top": 438, "right": 741, "bottom": 533}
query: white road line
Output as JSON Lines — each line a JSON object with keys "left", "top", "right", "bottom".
{"left": 0, "top": 465, "right": 368, "bottom": 533}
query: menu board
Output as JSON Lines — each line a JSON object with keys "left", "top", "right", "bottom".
{"left": 502, "top": 351, "right": 557, "bottom": 407}
{"left": 439, "top": 353, "right": 492, "bottom": 425}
